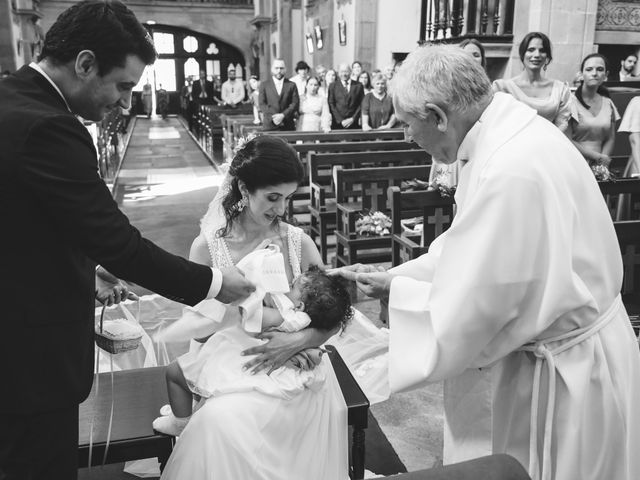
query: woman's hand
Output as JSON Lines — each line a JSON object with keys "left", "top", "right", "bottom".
{"left": 284, "top": 348, "right": 326, "bottom": 371}
{"left": 95, "top": 266, "right": 138, "bottom": 306}
{"left": 597, "top": 153, "right": 612, "bottom": 166}
{"left": 242, "top": 328, "right": 329, "bottom": 375}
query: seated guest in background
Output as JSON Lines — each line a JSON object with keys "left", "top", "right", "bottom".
{"left": 618, "top": 95, "right": 640, "bottom": 177}
{"left": 351, "top": 61, "right": 363, "bottom": 82}
{"left": 358, "top": 70, "right": 372, "bottom": 95}
{"left": 333, "top": 43, "right": 640, "bottom": 480}
{"left": 610, "top": 53, "right": 637, "bottom": 82}
{"left": 568, "top": 53, "right": 619, "bottom": 166}
{"left": 297, "top": 76, "right": 331, "bottom": 132}
{"left": 361, "top": 73, "right": 396, "bottom": 130}
{"left": 493, "top": 32, "right": 571, "bottom": 133}
{"left": 459, "top": 38, "right": 486, "bottom": 69}
{"left": 221, "top": 65, "right": 246, "bottom": 108}
{"left": 328, "top": 62, "right": 364, "bottom": 129}
{"left": 290, "top": 60, "right": 310, "bottom": 97}
{"left": 322, "top": 68, "right": 336, "bottom": 98}
{"left": 259, "top": 58, "right": 299, "bottom": 131}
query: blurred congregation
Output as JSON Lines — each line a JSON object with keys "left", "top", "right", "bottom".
{"left": 2, "top": 1, "right": 640, "bottom": 480}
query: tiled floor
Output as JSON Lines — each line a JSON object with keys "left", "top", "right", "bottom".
{"left": 106, "top": 115, "right": 444, "bottom": 477}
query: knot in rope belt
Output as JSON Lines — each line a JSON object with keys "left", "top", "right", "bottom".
{"left": 517, "top": 295, "right": 622, "bottom": 480}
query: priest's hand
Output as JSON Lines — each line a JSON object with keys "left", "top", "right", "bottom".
{"left": 353, "top": 271, "right": 393, "bottom": 299}
{"left": 216, "top": 266, "right": 256, "bottom": 304}
{"left": 327, "top": 263, "right": 386, "bottom": 282}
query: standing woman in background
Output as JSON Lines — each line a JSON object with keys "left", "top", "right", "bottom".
{"left": 358, "top": 71, "right": 372, "bottom": 95}
{"left": 321, "top": 68, "right": 336, "bottom": 98}
{"left": 361, "top": 73, "right": 396, "bottom": 130}
{"left": 142, "top": 79, "right": 153, "bottom": 118}
{"left": 493, "top": 32, "right": 571, "bottom": 132}
{"left": 297, "top": 76, "right": 331, "bottom": 132}
{"left": 567, "top": 54, "right": 619, "bottom": 166}
{"left": 459, "top": 38, "right": 486, "bottom": 69}
{"left": 618, "top": 95, "right": 640, "bottom": 177}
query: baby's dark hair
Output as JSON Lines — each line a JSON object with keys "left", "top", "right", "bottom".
{"left": 299, "top": 266, "right": 353, "bottom": 332}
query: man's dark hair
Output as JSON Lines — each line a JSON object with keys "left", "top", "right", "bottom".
{"left": 39, "top": 0, "right": 157, "bottom": 75}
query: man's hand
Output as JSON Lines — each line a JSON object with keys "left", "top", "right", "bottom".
{"left": 95, "top": 266, "right": 138, "bottom": 306}
{"left": 216, "top": 266, "right": 255, "bottom": 304}
{"left": 272, "top": 113, "right": 285, "bottom": 125}
{"left": 341, "top": 117, "right": 354, "bottom": 128}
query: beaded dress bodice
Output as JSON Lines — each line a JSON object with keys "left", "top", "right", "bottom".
{"left": 206, "top": 224, "right": 303, "bottom": 282}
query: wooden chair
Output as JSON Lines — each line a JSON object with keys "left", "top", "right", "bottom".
{"left": 308, "top": 150, "right": 430, "bottom": 264}
{"left": 333, "top": 165, "right": 431, "bottom": 267}
{"left": 613, "top": 220, "right": 640, "bottom": 334}
{"left": 389, "top": 186, "right": 456, "bottom": 267}
{"left": 598, "top": 178, "right": 640, "bottom": 220}
{"left": 285, "top": 140, "right": 422, "bottom": 227}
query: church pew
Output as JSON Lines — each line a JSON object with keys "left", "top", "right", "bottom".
{"left": 285, "top": 140, "right": 423, "bottom": 228}
{"left": 262, "top": 128, "right": 404, "bottom": 143}
{"left": 598, "top": 178, "right": 640, "bottom": 220}
{"left": 388, "top": 186, "right": 456, "bottom": 267}
{"left": 613, "top": 220, "right": 640, "bottom": 333}
{"left": 308, "top": 149, "right": 431, "bottom": 264}
{"left": 332, "top": 165, "right": 432, "bottom": 267}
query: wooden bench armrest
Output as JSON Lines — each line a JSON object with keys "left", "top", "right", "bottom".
{"left": 336, "top": 202, "right": 362, "bottom": 238}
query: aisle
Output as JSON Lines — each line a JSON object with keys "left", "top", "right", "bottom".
{"left": 113, "top": 116, "right": 222, "bottom": 295}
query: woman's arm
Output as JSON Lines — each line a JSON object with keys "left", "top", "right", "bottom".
{"left": 189, "top": 233, "right": 211, "bottom": 264}
{"left": 601, "top": 114, "right": 617, "bottom": 159}
{"left": 379, "top": 113, "right": 397, "bottom": 129}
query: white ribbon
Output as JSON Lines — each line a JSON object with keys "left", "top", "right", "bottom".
{"left": 518, "top": 295, "right": 622, "bottom": 480}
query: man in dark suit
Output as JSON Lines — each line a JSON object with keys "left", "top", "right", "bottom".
{"left": 0, "top": 2, "right": 254, "bottom": 479}
{"left": 328, "top": 62, "right": 365, "bottom": 129}
{"left": 258, "top": 58, "right": 299, "bottom": 131}
{"left": 191, "top": 69, "right": 215, "bottom": 105}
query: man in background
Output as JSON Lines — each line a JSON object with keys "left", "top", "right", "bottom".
{"left": 259, "top": 58, "right": 299, "bottom": 131}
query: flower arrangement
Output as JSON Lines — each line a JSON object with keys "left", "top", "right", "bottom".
{"left": 232, "top": 132, "right": 258, "bottom": 157}
{"left": 355, "top": 211, "right": 391, "bottom": 236}
{"left": 430, "top": 170, "right": 457, "bottom": 198}
{"left": 591, "top": 164, "right": 614, "bottom": 182}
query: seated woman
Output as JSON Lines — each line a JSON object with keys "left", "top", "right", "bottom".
{"left": 158, "top": 136, "right": 350, "bottom": 480}
{"left": 568, "top": 53, "right": 620, "bottom": 166}
{"left": 153, "top": 264, "right": 352, "bottom": 436}
{"left": 297, "top": 76, "right": 331, "bottom": 132}
{"left": 619, "top": 95, "right": 640, "bottom": 177}
{"left": 361, "top": 73, "right": 396, "bottom": 130}
{"left": 493, "top": 32, "right": 571, "bottom": 133}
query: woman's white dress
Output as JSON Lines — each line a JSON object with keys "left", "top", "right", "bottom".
{"left": 297, "top": 94, "right": 331, "bottom": 132}
{"left": 160, "top": 224, "right": 349, "bottom": 480}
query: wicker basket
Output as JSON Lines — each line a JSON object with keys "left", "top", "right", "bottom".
{"left": 95, "top": 305, "right": 142, "bottom": 354}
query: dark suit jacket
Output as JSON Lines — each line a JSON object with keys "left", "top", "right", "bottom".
{"left": 328, "top": 80, "right": 365, "bottom": 129}
{"left": 0, "top": 66, "right": 213, "bottom": 414}
{"left": 191, "top": 79, "right": 215, "bottom": 104}
{"left": 258, "top": 77, "right": 299, "bottom": 131}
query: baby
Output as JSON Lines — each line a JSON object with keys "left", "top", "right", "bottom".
{"left": 153, "top": 266, "right": 353, "bottom": 436}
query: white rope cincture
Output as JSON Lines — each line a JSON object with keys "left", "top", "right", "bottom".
{"left": 518, "top": 295, "right": 621, "bottom": 480}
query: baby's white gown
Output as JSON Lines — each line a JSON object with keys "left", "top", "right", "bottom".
{"left": 160, "top": 225, "right": 350, "bottom": 480}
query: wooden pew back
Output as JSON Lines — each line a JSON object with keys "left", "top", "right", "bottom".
{"left": 599, "top": 178, "right": 640, "bottom": 220}
{"left": 389, "top": 186, "right": 456, "bottom": 266}
{"left": 262, "top": 128, "right": 404, "bottom": 143}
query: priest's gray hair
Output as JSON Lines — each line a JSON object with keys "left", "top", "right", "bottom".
{"left": 392, "top": 44, "right": 493, "bottom": 118}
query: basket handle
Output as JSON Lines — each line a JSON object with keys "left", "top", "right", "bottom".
{"left": 99, "top": 305, "right": 106, "bottom": 333}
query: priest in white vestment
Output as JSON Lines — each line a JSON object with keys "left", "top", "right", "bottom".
{"left": 334, "top": 45, "right": 640, "bottom": 480}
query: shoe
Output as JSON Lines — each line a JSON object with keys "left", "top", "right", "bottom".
{"left": 152, "top": 413, "right": 190, "bottom": 436}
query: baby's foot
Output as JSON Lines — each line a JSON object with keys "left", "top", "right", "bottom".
{"left": 159, "top": 404, "right": 172, "bottom": 416}
{"left": 152, "top": 414, "right": 190, "bottom": 436}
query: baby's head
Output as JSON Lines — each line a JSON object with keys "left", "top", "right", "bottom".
{"left": 290, "top": 266, "right": 353, "bottom": 332}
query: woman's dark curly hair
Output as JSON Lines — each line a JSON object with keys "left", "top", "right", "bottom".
{"left": 298, "top": 266, "right": 354, "bottom": 332}
{"left": 218, "top": 135, "right": 303, "bottom": 237}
